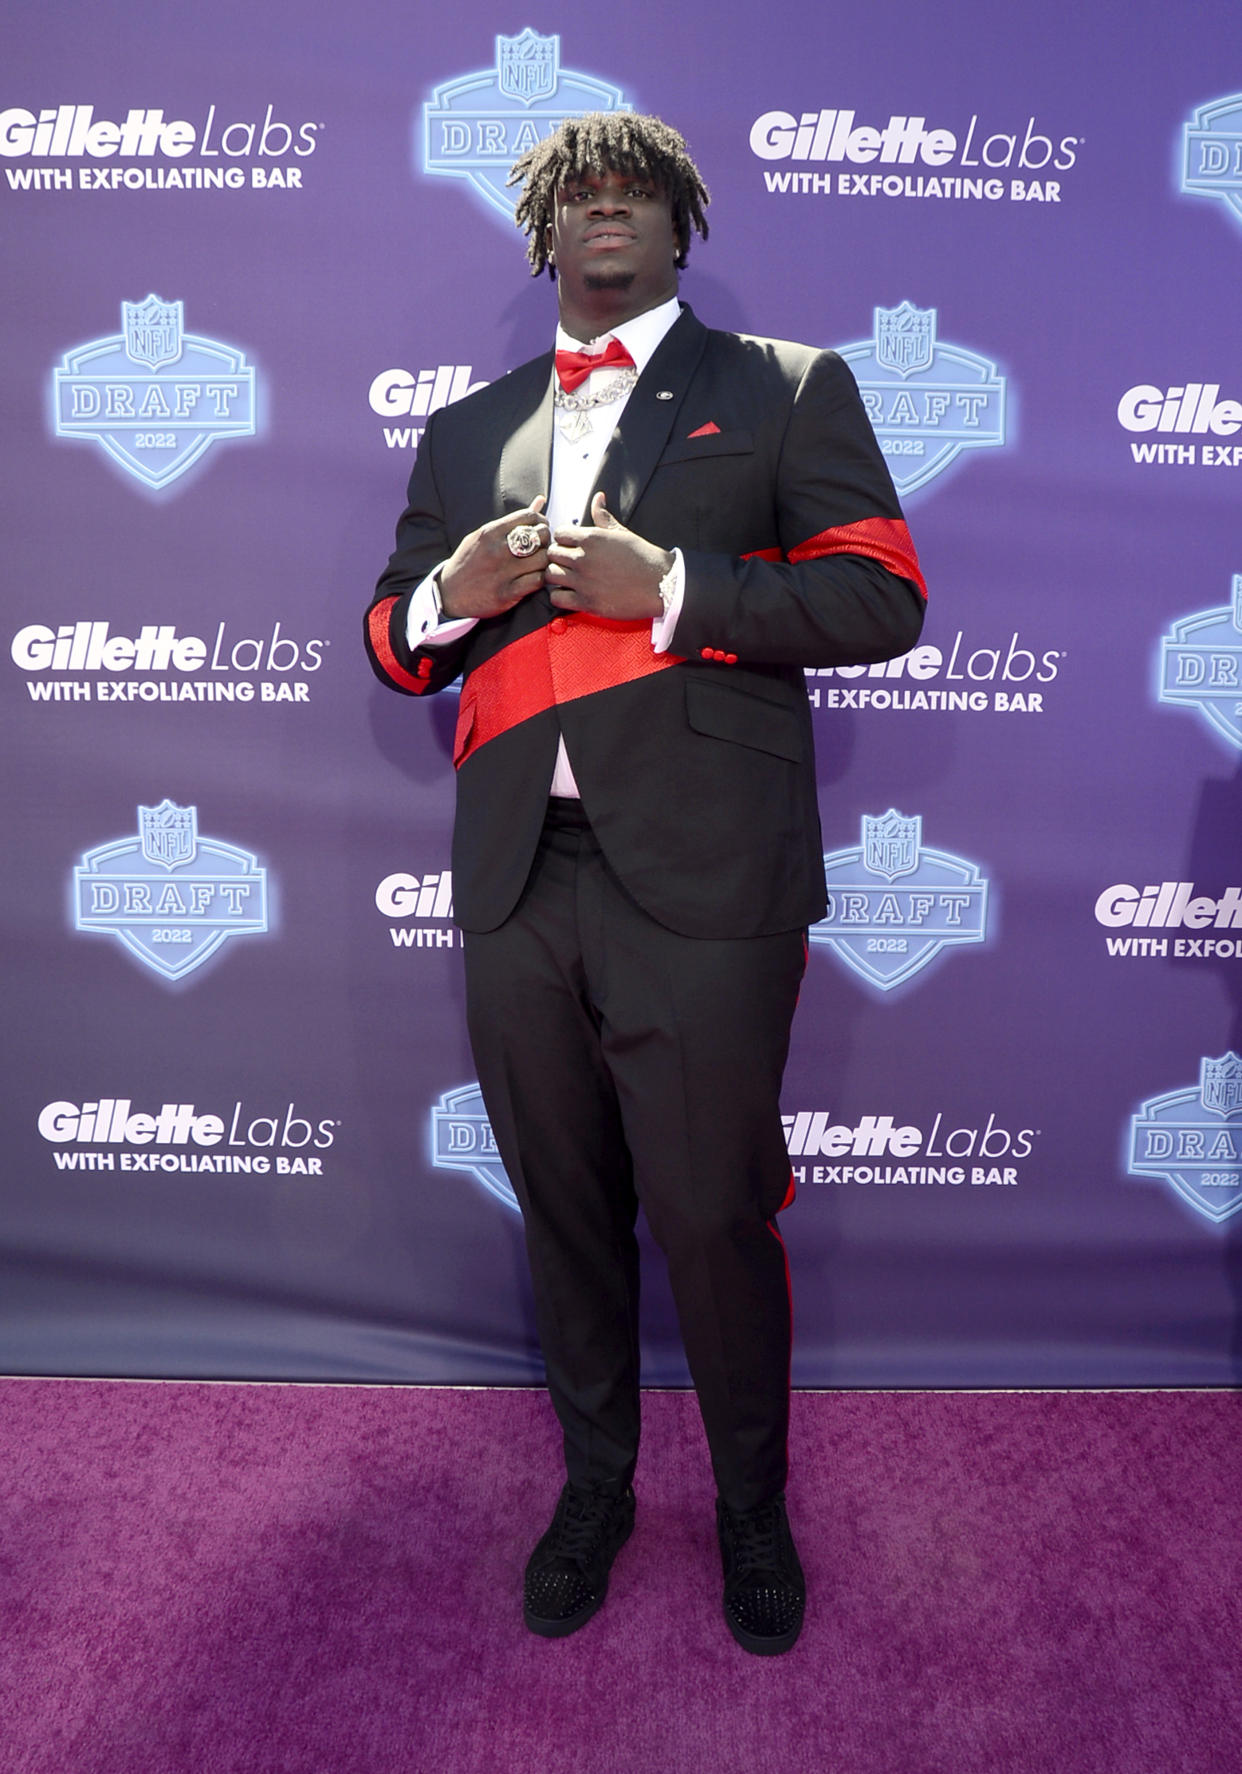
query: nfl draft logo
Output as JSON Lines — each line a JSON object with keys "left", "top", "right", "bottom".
{"left": 499, "top": 31, "right": 558, "bottom": 101}
{"left": 1156, "top": 574, "right": 1242, "bottom": 751}
{"left": 51, "top": 296, "right": 258, "bottom": 492}
{"left": 124, "top": 297, "right": 182, "bottom": 369}
{"left": 1180, "top": 94, "right": 1242, "bottom": 231}
{"left": 420, "top": 29, "right": 632, "bottom": 222}
{"left": 810, "top": 810, "right": 990, "bottom": 991}
{"left": 864, "top": 808, "right": 920, "bottom": 878}
{"left": 140, "top": 799, "right": 196, "bottom": 865}
{"left": 1127, "top": 1054, "right": 1242, "bottom": 1226}
{"left": 430, "top": 1084, "right": 517, "bottom": 1210}
{"left": 837, "top": 303, "right": 1007, "bottom": 497}
{"left": 876, "top": 304, "right": 935, "bottom": 375}
{"left": 72, "top": 800, "right": 268, "bottom": 981}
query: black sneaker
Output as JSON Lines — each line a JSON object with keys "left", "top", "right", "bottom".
{"left": 522, "top": 1482, "right": 636, "bottom": 1638}
{"left": 716, "top": 1493, "right": 806, "bottom": 1655}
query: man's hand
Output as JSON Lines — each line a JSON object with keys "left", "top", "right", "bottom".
{"left": 439, "top": 497, "right": 551, "bottom": 619}
{"left": 546, "top": 492, "right": 672, "bottom": 619}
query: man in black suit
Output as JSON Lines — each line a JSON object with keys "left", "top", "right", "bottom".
{"left": 366, "top": 113, "right": 925, "bottom": 1655}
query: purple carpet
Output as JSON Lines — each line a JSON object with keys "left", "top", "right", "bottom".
{"left": 2, "top": 1381, "right": 1239, "bottom": 1774}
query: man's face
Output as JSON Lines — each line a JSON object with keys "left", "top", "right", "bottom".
{"left": 548, "top": 168, "right": 679, "bottom": 314}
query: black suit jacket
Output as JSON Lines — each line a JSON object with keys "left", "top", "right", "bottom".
{"left": 366, "top": 306, "right": 925, "bottom": 937}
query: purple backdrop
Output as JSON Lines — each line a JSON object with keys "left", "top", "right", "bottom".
{"left": 4, "top": 0, "right": 1241, "bottom": 1387}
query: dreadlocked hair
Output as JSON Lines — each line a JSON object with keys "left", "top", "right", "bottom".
{"left": 508, "top": 112, "right": 710, "bottom": 278}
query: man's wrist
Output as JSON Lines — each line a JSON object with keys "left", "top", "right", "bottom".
{"left": 435, "top": 564, "right": 462, "bottom": 620}
{"left": 435, "top": 563, "right": 464, "bottom": 621}
{"left": 407, "top": 564, "right": 478, "bottom": 650}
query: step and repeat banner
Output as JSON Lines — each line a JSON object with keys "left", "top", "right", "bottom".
{"left": 4, "top": 1, "right": 1241, "bottom": 1386}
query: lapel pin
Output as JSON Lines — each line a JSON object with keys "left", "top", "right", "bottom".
{"left": 656, "top": 390, "right": 673, "bottom": 400}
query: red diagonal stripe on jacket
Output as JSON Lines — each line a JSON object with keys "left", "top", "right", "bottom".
{"left": 454, "top": 617, "right": 684, "bottom": 767}
{"left": 788, "top": 515, "right": 927, "bottom": 600}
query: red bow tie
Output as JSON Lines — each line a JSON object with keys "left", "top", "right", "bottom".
{"left": 555, "top": 338, "right": 635, "bottom": 392}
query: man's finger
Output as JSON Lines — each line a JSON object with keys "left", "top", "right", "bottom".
{"left": 508, "top": 494, "right": 547, "bottom": 527}
{"left": 590, "top": 491, "right": 617, "bottom": 528}
{"left": 497, "top": 494, "right": 548, "bottom": 535}
{"left": 501, "top": 518, "right": 550, "bottom": 559}
{"left": 500, "top": 562, "right": 548, "bottom": 604}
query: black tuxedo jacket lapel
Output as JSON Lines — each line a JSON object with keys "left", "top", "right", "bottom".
{"left": 498, "top": 353, "right": 556, "bottom": 512}
{"left": 592, "top": 307, "right": 710, "bottom": 524}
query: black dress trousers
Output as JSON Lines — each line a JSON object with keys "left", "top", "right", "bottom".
{"left": 463, "top": 799, "right": 806, "bottom": 1514}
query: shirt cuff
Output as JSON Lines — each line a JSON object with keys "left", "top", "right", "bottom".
{"left": 651, "top": 548, "right": 685, "bottom": 654}
{"left": 406, "top": 568, "right": 478, "bottom": 650}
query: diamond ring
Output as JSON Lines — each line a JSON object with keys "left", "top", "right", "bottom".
{"left": 506, "top": 525, "right": 542, "bottom": 558}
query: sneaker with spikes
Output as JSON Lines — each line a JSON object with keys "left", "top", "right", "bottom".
{"left": 523, "top": 1482, "right": 636, "bottom": 1638}
{"left": 716, "top": 1492, "right": 806, "bottom": 1655}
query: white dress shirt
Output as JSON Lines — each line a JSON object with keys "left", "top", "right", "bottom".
{"left": 406, "top": 296, "right": 686, "bottom": 797}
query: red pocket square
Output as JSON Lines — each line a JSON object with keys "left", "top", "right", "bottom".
{"left": 686, "top": 421, "right": 721, "bottom": 438}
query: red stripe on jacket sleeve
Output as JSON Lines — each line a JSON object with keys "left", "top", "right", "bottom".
{"left": 368, "top": 596, "right": 431, "bottom": 694}
{"left": 787, "top": 515, "right": 927, "bottom": 599}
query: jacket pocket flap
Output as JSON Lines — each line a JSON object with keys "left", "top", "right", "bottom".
{"left": 659, "top": 429, "right": 754, "bottom": 465}
{"left": 685, "top": 674, "right": 803, "bottom": 762}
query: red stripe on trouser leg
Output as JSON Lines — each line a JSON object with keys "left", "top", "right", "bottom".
{"left": 766, "top": 1217, "right": 794, "bottom": 1394}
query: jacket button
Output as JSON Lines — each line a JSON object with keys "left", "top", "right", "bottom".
{"left": 724, "top": 653, "right": 738, "bottom": 665}
{"left": 550, "top": 617, "right": 568, "bottom": 635}
{"left": 714, "top": 649, "right": 728, "bottom": 661}
{"left": 700, "top": 647, "right": 713, "bottom": 660}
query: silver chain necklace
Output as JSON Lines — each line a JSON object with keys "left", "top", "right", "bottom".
{"left": 553, "top": 368, "right": 639, "bottom": 440}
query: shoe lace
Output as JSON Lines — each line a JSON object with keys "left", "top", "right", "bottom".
{"left": 726, "top": 1501, "right": 783, "bottom": 1577}
{"left": 555, "top": 1489, "right": 618, "bottom": 1564}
